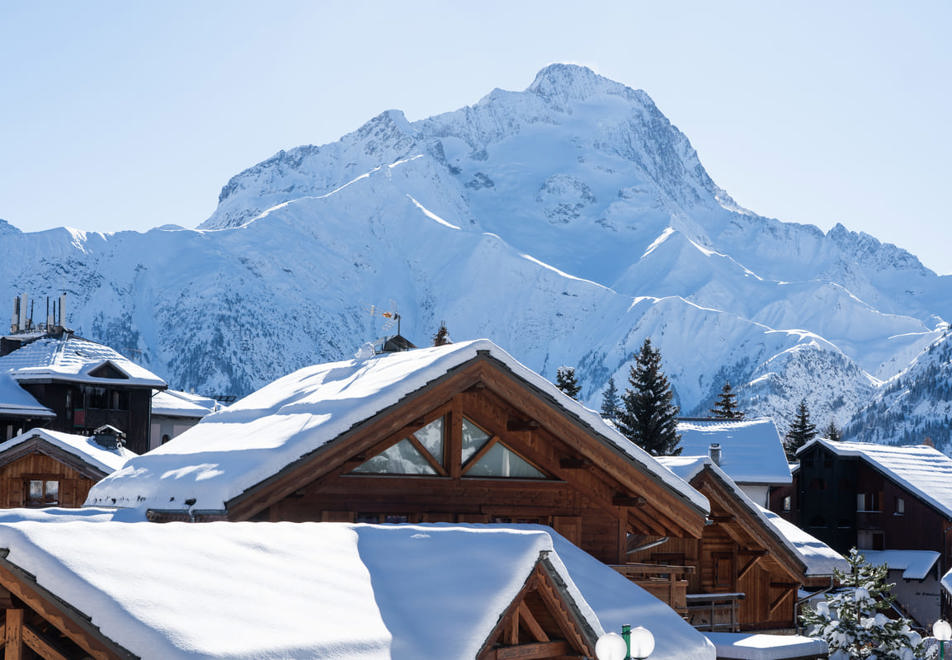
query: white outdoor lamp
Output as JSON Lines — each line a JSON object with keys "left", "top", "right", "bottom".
{"left": 627, "top": 625, "right": 655, "bottom": 659}
{"left": 595, "top": 625, "right": 654, "bottom": 660}
{"left": 595, "top": 632, "right": 628, "bottom": 660}
{"left": 934, "top": 619, "right": 952, "bottom": 660}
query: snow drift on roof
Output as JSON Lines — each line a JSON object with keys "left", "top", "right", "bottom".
{"left": 0, "top": 428, "right": 135, "bottom": 474}
{"left": 659, "top": 455, "right": 845, "bottom": 577}
{"left": 0, "top": 521, "right": 715, "bottom": 660}
{"left": 859, "top": 549, "right": 940, "bottom": 580}
{"left": 0, "top": 335, "right": 165, "bottom": 387}
{"left": 677, "top": 418, "right": 791, "bottom": 485}
{"left": 151, "top": 389, "right": 220, "bottom": 418}
{"left": 704, "top": 632, "right": 828, "bottom": 660}
{"left": 800, "top": 438, "right": 952, "bottom": 519}
{"left": 0, "top": 371, "right": 54, "bottom": 417}
{"left": 87, "top": 339, "right": 708, "bottom": 515}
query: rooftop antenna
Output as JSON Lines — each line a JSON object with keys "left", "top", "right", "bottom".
{"left": 368, "top": 301, "right": 401, "bottom": 335}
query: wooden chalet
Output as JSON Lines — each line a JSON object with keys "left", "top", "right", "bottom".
{"left": 88, "top": 340, "right": 711, "bottom": 608}
{"left": 0, "top": 428, "right": 133, "bottom": 509}
{"left": 782, "top": 437, "right": 952, "bottom": 627}
{"left": 0, "top": 520, "right": 715, "bottom": 660}
{"left": 634, "top": 456, "right": 830, "bottom": 632}
{"left": 0, "top": 325, "right": 166, "bottom": 455}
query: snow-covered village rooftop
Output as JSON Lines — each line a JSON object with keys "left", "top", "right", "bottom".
{"left": 0, "top": 427, "right": 135, "bottom": 475}
{"left": 150, "top": 389, "right": 220, "bottom": 418}
{"left": 677, "top": 418, "right": 791, "bottom": 486}
{"left": 0, "top": 333, "right": 165, "bottom": 388}
{"left": 0, "top": 371, "right": 54, "bottom": 418}
{"left": 659, "top": 455, "right": 846, "bottom": 577}
{"left": 0, "top": 518, "right": 715, "bottom": 660}
{"left": 799, "top": 437, "right": 952, "bottom": 519}
{"left": 87, "top": 339, "right": 709, "bottom": 516}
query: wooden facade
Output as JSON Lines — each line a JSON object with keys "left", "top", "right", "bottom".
{"left": 628, "top": 465, "right": 807, "bottom": 631}
{"left": 0, "top": 436, "right": 109, "bottom": 509}
{"left": 210, "top": 354, "right": 708, "bottom": 567}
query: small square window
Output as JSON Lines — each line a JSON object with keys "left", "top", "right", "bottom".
{"left": 25, "top": 480, "right": 59, "bottom": 508}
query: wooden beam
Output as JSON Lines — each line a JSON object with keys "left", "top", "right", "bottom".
{"left": 506, "top": 419, "right": 539, "bottom": 432}
{"left": 709, "top": 514, "right": 735, "bottom": 523}
{"left": 558, "top": 457, "right": 590, "bottom": 469}
{"left": 405, "top": 434, "right": 448, "bottom": 476}
{"left": 22, "top": 624, "right": 68, "bottom": 660}
{"left": 461, "top": 436, "right": 500, "bottom": 475}
{"left": 736, "top": 554, "right": 763, "bottom": 582}
{"left": 516, "top": 602, "right": 549, "bottom": 644}
{"left": 612, "top": 494, "right": 647, "bottom": 507}
{"left": 0, "top": 558, "right": 134, "bottom": 659}
{"left": 4, "top": 609, "right": 22, "bottom": 660}
{"left": 494, "top": 640, "right": 571, "bottom": 659}
{"left": 505, "top": 604, "right": 520, "bottom": 646}
{"left": 769, "top": 587, "right": 796, "bottom": 615}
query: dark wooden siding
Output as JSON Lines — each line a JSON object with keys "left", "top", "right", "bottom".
{"left": 0, "top": 452, "right": 97, "bottom": 508}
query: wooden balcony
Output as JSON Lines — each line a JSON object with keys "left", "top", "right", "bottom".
{"left": 684, "top": 592, "right": 746, "bottom": 632}
{"left": 610, "top": 563, "right": 693, "bottom": 614}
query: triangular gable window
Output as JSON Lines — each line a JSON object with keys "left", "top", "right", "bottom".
{"left": 352, "top": 417, "right": 445, "bottom": 475}
{"left": 461, "top": 417, "right": 548, "bottom": 479}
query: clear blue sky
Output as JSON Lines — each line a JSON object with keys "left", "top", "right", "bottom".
{"left": 2, "top": 1, "right": 950, "bottom": 272}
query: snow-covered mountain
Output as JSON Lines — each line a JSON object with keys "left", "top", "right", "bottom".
{"left": 2, "top": 63, "right": 950, "bottom": 438}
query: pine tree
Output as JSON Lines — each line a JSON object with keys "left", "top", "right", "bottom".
{"left": 432, "top": 322, "right": 451, "bottom": 347}
{"left": 617, "top": 339, "right": 681, "bottom": 456}
{"left": 600, "top": 377, "right": 620, "bottom": 421}
{"left": 555, "top": 366, "right": 581, "bottom": 400}
{"left": 710, "top": 382, "right": 744, "bottom": 419}
{"left": 785, "top": 399, "right": 816, "bottom": 461}
{"left": 824, "top": 420, "right": 842, "bottom": 442}
{"left": 800, "top": 548, "right": 926, "bottom": 658}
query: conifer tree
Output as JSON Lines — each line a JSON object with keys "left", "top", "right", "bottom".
{"left": 555, "top": 366, "right": 581, "bottom": 400}
{"left": 432, "top": 322, "right": 451, "bottom": 347}
{"left": 785, "top": 399, "right": 817, "bottom": 461}
{"left": 801, "top": 548, "right": 926, "bottom": 658}
{"left": 617, "top": 339, "right": 681, "bottom": 456}
{"left": 600, "top": 377, "right": 620, "bottom": 421}
{"left": 824, "top": 420, "right": 842, "bottom": 442}
{"left": 710, "top": 382, "right": 744, "bottom": 419}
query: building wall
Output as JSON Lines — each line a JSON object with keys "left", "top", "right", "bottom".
{"left": 0, "top": 452, "right": 96, "bottom": 508}
{"left": 888, "top": 569, "right": 941, "bottom": 628}
{"left": 149, "top": 416, "right": 199, "bottom": 450}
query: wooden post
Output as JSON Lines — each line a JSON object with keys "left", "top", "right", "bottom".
{"left": 5, "top": 609, "right": 23, "bottom": 660}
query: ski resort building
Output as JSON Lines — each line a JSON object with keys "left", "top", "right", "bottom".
{"left": 677, "top": 418, "right": 792, "bottom": 508}
{"left": 0, "top": 516, "right": 716, "bottom": 659}
{"left": 640, "top": 456, "right": 844, "bottom": 632}
{"left": 0, "top": 428, "right": 133, "bottom": 509}
{"left": 786, "top": 438, "right": 952, "bottom": 627}
{"left": 148, "top": 389, "right": 220, "bottom": 449}
{"left": 88, "top": 340, "right": 713, "bottom": 609}
{"left": 0, "top": 325, "right": 166, "bottom": 454}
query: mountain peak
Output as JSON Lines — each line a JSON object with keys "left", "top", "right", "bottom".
{"left": 527, "top": 63, "right": 647, "bottom": 109}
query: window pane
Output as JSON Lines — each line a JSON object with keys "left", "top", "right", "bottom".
{"left": 352, "top": 439, "right": 437, "bottom": 475}
{"left": 466, "top": 442, "right": 546, "bottom": 479}
{"left": 413, "top": 418, "right": 444, "bottom": 466}
{"left": 462, "top": 418, "right": 490, "bottom": 463}
{"left": 28, "top": 480, "right": 42, "bottom": 501}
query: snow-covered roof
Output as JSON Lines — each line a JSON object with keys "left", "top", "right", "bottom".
{"left": 799, "top": 438, "right": 952, "bottom": 519}
{"left": 151, "top": 389, "right": 220, "bottom": 418}
{"left": 704, "top": 633, "right": 828, "bottom": 660}
{"left": 0, "top": 334, "right": 165, "bottom": 387}
{"left": 677, "top": 418, "right": 791, "bottom": 486}
{"left": 0, "top": 520, "right": 715, "bottom": 660}
{"left": 756, "top": 506, "right": 848, "bottom": 577}
{"left": 87, "top": 339, "right": 709, "bottom": 515}
{"left": 0, "top": 371, "right": 55, "bottom": 418}
{"left": 659, "top": 455, "right": 845, "bottom": 577}
{"left": 859, "top": 550, "right": 940, "bottom": 580}
{"left": 0, "top": 428, "right": 135, "bottom": 475}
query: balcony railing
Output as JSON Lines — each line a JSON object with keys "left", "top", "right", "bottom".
{"left": 610, "top": 563, "right": 694, "bottom": 614}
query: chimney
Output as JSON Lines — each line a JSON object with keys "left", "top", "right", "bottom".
{"left": 91, "top": 424, "right": 126, "bottom": 450}
{"left": 709, "top": 442, "right": 722, "bottom": 466}
{"left": 18, "top": 294, "right": 27, "bottom": 332}
{"left": 924, "top": 437, "right": 935, "bottom": 448}
{"left": 59, "top": 293, "right": 66, "bottom": 327}
{"left": 10, "top": 296, "right": 18, "bottom": 334}
{"left": 46, "top": 296, "right": 51, "bottom": 330}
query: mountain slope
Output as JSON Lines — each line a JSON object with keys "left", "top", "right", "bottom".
{"left": 1, "top": 63, "right": 949, "bottom": 439}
